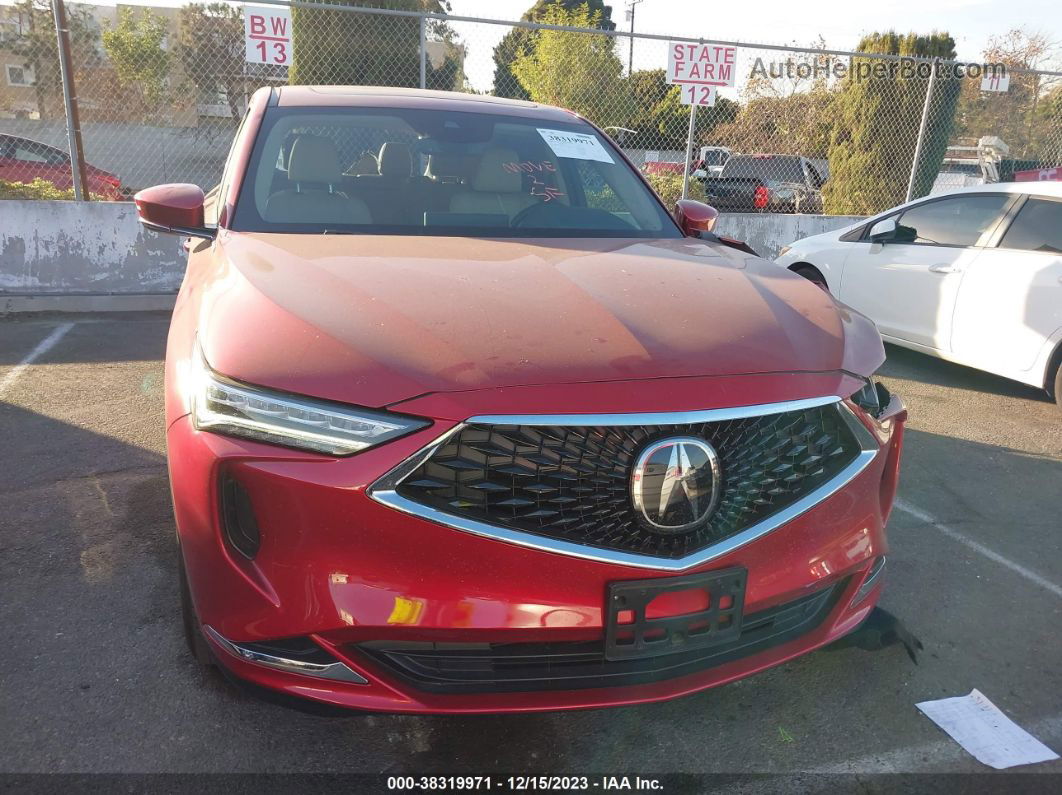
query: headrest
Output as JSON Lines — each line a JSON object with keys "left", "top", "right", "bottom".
{"left": 472, "top": 148, "right": 523, "bottom": 193}
{"left": 350, "top": 152, "right": 379, "bottom": 176}
{"left": 426, "top": 152, "right": 465, "bottom": 182}
{"left": 378, "top": 141, "right": 413, "bottom": 178}
{"left": 287, "top": 135, "right": 341, "bottom": 184}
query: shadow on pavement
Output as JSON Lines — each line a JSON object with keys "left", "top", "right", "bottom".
{"left": 882, "top": 343, "right": 1052, "bottom": 403}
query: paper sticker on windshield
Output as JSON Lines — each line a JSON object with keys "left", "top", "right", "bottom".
{"left": 537, "top": 129, "right": 614, "bottom": 164}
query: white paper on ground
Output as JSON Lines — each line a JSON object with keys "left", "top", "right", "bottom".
{"left": 537, "top": 128, "right": 614, "bottom": 163}
{"left": 916, "top": 689, "right": 1059, "bottom": 769}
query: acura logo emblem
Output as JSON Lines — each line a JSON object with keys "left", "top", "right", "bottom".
{"left": 630, "top": 437, "right": 722, "bottom": 534}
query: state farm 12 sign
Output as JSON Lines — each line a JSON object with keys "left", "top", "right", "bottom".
{"left": 244, "top": 6, "right": 293, "bottom": 66}
{"left": 667, "top": 42, "right": 738, "bottom": 106}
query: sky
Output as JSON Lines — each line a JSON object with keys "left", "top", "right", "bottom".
{"left": 451, "top": 0, "right": 1060, "bottom": 62}
{"left": 4, "top": 0, "right": 1059, "bottom": 92}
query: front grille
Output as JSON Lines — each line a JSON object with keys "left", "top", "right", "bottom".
{"left": 359, "top": 579, "right": 846, "bottom": 694}
{"left": 395, "top": 403, "right": 862, "bottom": 559}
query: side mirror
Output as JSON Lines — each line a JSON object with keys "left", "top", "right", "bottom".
{"left": 134, "top": 183, "right": 215, "bottom": 239}
{"left": 674, "top": 199, "right": 719, "bottom": 237}
{"left": 868, "top": 217, "right": 897, "bottom": 243}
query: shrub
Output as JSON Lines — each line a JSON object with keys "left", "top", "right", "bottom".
{"left": 0, "top": 178, "right": 107, "bottom": 201}
{"left": 643, "top": 170, "right": 707, "bottom": 210}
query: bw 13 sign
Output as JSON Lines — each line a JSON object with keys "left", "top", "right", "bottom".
{"left": 245, "top": 6, "right": 293, "bottom": 66}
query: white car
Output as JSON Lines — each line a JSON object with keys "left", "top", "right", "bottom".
{"left": 775, "top": 183, "right": 1062, "bottom": 409}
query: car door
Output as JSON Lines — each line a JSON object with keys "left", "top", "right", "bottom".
{"left": 836, "top": 193, "right": 1014, "bottom": 349}
{"left": 950, "top": 195, "right": 1062, "bottom": 380}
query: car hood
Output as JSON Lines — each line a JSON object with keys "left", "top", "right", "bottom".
{"left": 199, "top": 233, "right": 876, "bottom": 409}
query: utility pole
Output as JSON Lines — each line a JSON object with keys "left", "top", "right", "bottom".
{"left": 625, "top": 0, "right": 644, "bottom": 76}
{"left": 51, "top": 0, "right": 89, "bottom": 200}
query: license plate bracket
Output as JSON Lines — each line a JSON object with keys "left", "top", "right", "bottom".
{"left": 604, "top": 568, "right": 747, "bottom": 661}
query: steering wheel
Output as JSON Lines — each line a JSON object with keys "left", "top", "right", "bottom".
{"left": 510, "top": 200, "right": 559, "bottom": 228}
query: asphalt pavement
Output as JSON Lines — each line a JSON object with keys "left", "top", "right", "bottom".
{"left": 1, "top": 313, "right": 1060, "bottom": 786}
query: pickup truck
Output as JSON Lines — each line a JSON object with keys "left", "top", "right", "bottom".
{"left": 700, "top": 154, "right": 825, "bottom": 214}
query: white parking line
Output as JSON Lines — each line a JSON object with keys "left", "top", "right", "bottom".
{"left": 0, "top": 322, "right": 74, "bottom": 398}
{"left": 895, "top": 499, "right": 1062, "bottom": 600}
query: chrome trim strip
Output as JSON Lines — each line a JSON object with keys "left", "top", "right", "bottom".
{"left": 203, "top": 626, "right": 368, "bottom": 684}
{"left": 369, "top": 399, "right": 882, "bottom": 572}
{"left": 467, "top": 395, "right": 841, "bottom": 427}
{"left": 853, "top": 555, "right": 887, "bottom": 604}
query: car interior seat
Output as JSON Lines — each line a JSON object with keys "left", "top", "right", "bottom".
{"left": 265, "top": 135, "right": 371, "bottom": 225}
{"left": 450, "top": 148, "right": 537, "bottom": 219}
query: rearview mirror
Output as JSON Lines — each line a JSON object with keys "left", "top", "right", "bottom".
{"left": 674, "top": 199, "right": 719, "bottom": 237}
{"left": 134, "top": 183, "right": 215, "bottom": 239}
{"left": 868, "top": 217, "right": 897, "bottom": 243}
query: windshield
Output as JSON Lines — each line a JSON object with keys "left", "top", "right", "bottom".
{"left": 232, "top": 107, "right": 680, "bottom": 238}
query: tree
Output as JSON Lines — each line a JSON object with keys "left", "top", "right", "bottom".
{"left": 625, "top": 69, "right": 685, "bottom": 149}
{"left": 512, "top": 5, "right": 630, "bottom": 127}
{"left": 177, "top": 3, "right": 246, "bottom": 122}
{"left": 621, "top": 69, "right": 737, "bottom": 152}
{"left": 709, "top": 92, "right": 832, "bottom": 157}
{"left": 1031, "top": 84, "right": 1062, "bottom": 166}
{"left": 954, "top": 29, "right": 1059, "bottom": 161}
{"left": 7, "top": 0, "right": 100, "bottom": 121}
{"left": 492, "top": 0, "right": 615, "bottom": 99}
{"left": 102, "top": 8, "right": 171, "bottom": 115}
{"left": 289, "top": 0, "right": 458, "bottom": 89}
{"left": 822, "top": 32, "right": 961, "bottom": 215}
{"left": 424, "top": 15, "right": 467, "bottom": 91}
{"left": 653, "top": 83, "right": 739, "bottom": 152}
{"left": 711, "top": 42, "right": 834, "bottom": 157}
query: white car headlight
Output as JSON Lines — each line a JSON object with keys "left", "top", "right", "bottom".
{"left": 191, "top": 346, "right": 429, "bottom": 455}
{"left": 777, "top": 245, "right": 792, "bottom": 258}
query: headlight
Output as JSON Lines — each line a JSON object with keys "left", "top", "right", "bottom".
{"left": 777, "top": 245, "right": 792, "bottom": 258}
{"left": 851, "top": 378, "right": 890, "bottom": 419}
{"left": 191, "top": 346, "right": 430, "bottom": 455}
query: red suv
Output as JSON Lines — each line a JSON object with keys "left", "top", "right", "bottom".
{"left": 135, "top": 87, "right": 905, "bottom": 714}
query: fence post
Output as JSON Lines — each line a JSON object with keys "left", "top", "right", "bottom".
{"left": 419, "top": 16, "right": 427, "bottom": 89}
{"left": 51, "top": 0, "right": 89, "bottom": 200}
{"left": 906, "top": 58, "right": 938, "bottom": 203}
{"left": 681, "top": 102, "right": 698, "bottom": 200}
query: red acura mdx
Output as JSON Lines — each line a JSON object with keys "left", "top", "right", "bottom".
{"left": 136, "top": 86, "right": 905, "bottom": 714}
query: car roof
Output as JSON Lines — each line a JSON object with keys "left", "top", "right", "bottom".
{"left": 274, "top": 86, "right": 582, "bottom": 124}
{"left": 928, "top": 181, "right": 1062, "bottom": 199}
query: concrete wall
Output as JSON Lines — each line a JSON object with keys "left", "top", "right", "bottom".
{"left": 715, "top": 213, "right": 865, "bottom": 260}
{"left": 0, "top": 201, "right": 184, "bottom": 295}
{"left": 0, "top": 200, "right": 866, "bottom": 306}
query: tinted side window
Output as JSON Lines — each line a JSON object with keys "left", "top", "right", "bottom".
{"left": 893, "top": 194, "right": 1010, "bottom": 246}
{"left": 723, "top": 156, "right": 804, "bottom": 182}
{"left": 12, "top": 139, "right": 67, "bottom": 165}
{"left": 999, "top": 198, "right": 1062, "bottom": 254}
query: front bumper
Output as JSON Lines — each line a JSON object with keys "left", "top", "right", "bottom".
{"left": 170, "top": 385, "right": 905, "bottom": 714}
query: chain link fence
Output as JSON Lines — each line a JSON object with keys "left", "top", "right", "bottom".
{"left": 1, "top": 0, "right": 1060, "bottom": 214}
